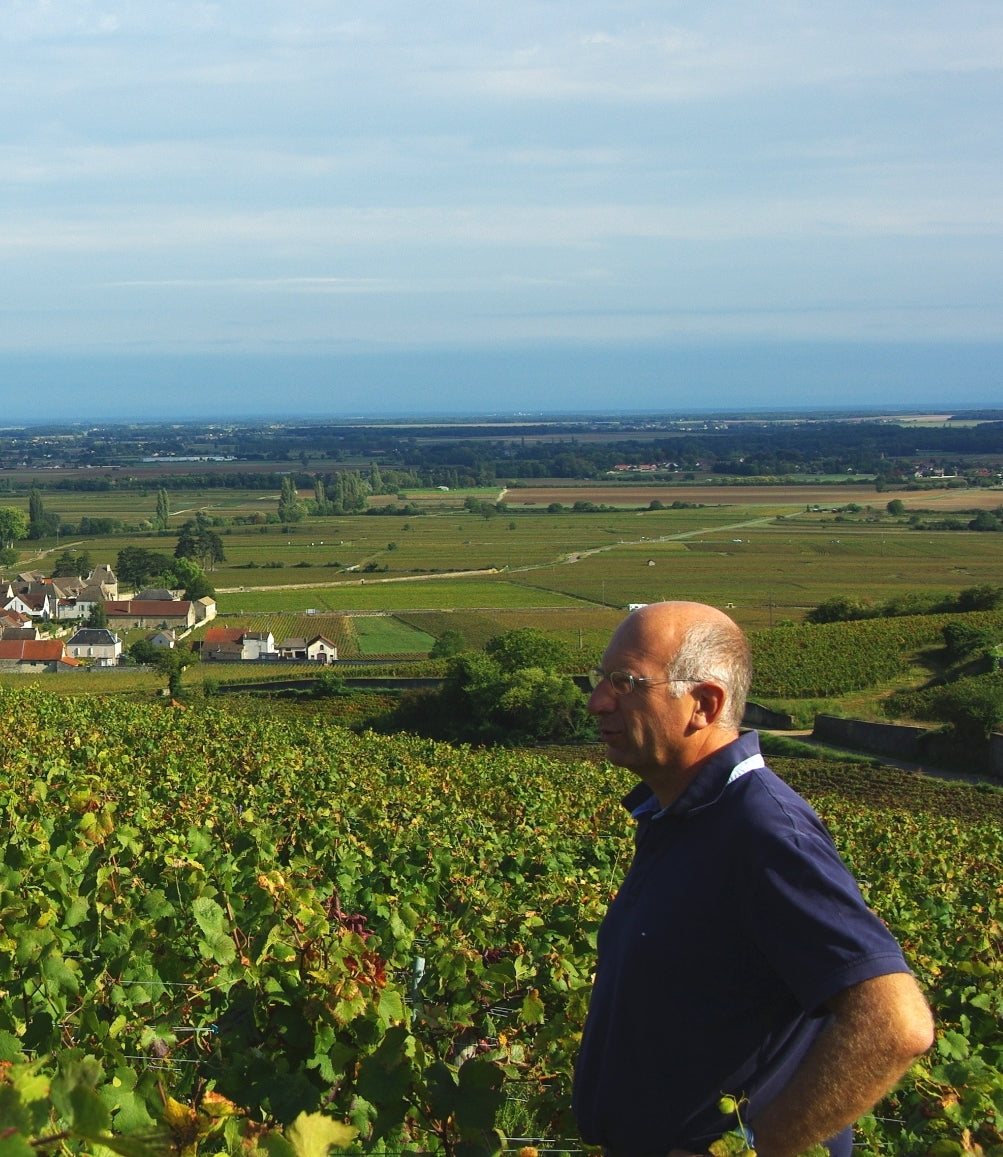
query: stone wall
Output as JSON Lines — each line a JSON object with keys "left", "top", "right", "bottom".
{"left": 814, "top": 713, "right": 1003, "bottom": 780}
{"left": 812, "top": 714, "right": 928, "bottom": 759}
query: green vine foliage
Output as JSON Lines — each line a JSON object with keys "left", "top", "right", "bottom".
{"left": 0, "top": 686, "right": 1002, "bottom": 1155}
{"left": 750, "top": 610, "right": 1003, "bottom": 697}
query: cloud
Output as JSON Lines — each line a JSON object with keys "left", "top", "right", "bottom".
{"left": 0, "top": 0, "right": 1000, "bottom": 406}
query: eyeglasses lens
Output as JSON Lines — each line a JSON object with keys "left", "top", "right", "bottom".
{"left": 590, "top": 669, "right": 635, "bottom": 694}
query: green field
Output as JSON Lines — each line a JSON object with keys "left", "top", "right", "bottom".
{"left": 6, "top": 481, "right": 1003, "bottom": 639}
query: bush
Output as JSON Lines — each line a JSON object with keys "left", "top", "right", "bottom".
{"left": 805, "top": 596, "right": 873, "bottom": 624}
{"left": 929, "top": 677, "right": 1003, "bottom": 740}
{"left": 429, "top": 629, "right": 468, "bottom": 659}
{"left": 943, "top": 621, "right": 994, "bottom": 663}
{"left": 314, "top": 668, "right": 349, "bottom": 698}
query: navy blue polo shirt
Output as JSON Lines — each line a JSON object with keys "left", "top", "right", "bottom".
{"left": 572, "top": 731, "right": 909, "bottom": 1156}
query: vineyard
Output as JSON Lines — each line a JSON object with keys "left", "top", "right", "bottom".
{"left": 749, "top": 610, "right": 1003, "bottom": 697}
{"left": 1, "top": 686, "right": 1002, "bottom": 1156}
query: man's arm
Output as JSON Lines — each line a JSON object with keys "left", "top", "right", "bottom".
{"left": 749, "top": 972, "right": 934, "bottom": 1157}
{"left": 668, "top": 971, "right": 934, "bottom": 1157}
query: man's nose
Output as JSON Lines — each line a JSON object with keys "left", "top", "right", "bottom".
{"left": 587, "top": 681, "right": 615, "bottom": 714}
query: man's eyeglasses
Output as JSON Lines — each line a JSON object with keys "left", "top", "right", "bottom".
{"left": 587, "top": 668, "right": 700, "bottom": 695}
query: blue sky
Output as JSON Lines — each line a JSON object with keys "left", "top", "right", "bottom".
{"left": 2, "top": 1, "right": 1001, "bottom": 420}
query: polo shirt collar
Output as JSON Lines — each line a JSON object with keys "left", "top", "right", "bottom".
{"left": 621, "top": 730, "right": 765, "bottom": 821}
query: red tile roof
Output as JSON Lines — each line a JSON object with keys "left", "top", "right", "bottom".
{"left": 0, "top": 639, "right": 65, "bottom": 661}
{"left": 105, "top": 600, "right": 192, "bottom": 617}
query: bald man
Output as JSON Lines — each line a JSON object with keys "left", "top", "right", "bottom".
{"left": 573, "top": 602, "right": 933, "bottom": 1157}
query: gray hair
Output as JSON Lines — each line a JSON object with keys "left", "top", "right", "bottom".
{"left": 664, "top": 618, "right": 752, "bottom": 731}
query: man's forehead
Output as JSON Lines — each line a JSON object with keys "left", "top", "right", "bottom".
{"left": 605, "top": 622, "right": 676, "bottom": 667}
{"left": 615, "top": 608, "right": 680, "bottom": 644}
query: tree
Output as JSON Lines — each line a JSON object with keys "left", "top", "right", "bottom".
{"left": 156, "top": 488, "right": 170, "bottom": 531}
{"left": 117, "top": 547, "right": 174, "bottom": 588}
{"left": 885, "top": 499, "right": 906, "bottom": 517}
{"left": 52, "top": 549, "right": 92, "bottom": 578}
{"left": 278, "top": 477, "right": 305, "bottom": 523}
{"left": 485, "top": 627, "right": 570, "bottom": 673}
{"left": 26, "top": 488, "right": 60, "bottom": 540}
{"left": 130, "top": 638, "right": 158, "bottom": 665}
{"left": 87, "top": 602, "right": 108, "bottom": 629}
{"left": 929, "top": 676, "right": 1003, "bottom": 742}
{"left": 942, "top": 621, "right": 993, "bottom": 663}
{"left": 162, "top": 556, "right": 215, "bottom": 599}
{"left": 969, "top": 510, "right": 1002, "bottom": 532}
{"left": 175, "top": 517, "right": 225, "bottom": 571}
{"left": 497, "top": 666, "right": 592, "bottom": 742}
{"left": 28, "top": 487, "right": 43, "bottom": 525}
{"left": 155, "top": 645, "right": 193, "bottom": 698}
{"left": 314, "top": 668, "right": 348, "bottom": 698}
{"left": 28, "top": 487, "right": 44, "bottom": 536}
{"left": 956, "top": 584, "right": 1003, "bottom": 612}
{"left": 0, "top": 507, "right": 29, "bottom": 550}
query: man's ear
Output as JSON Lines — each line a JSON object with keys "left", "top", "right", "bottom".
{"left": 689, "top": 681, "right": 728, "bottom": 729}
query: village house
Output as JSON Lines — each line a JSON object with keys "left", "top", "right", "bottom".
{"left": 104, "top": 599, "right": 199, "bottom": 631}
{"left": 1, "top": 624, "right": 40, "bottom": 642}
{"left": 0, "top": 609, "right": 33, "bottom": 634}
{"left": 147, "top": 629, "right": 177, "bottom": 649}
{"left": 193, "top": 596, "right": 217, "bottom": 623}
{"left": 1, "top": 565, "right": 120, "bottom": 622}
{"left": 201, "top": 627, "right": 276, "bottom": 662}
{"left": 1, "top": 584, "right": 58, "bottom": 620}
{"left": 0, "top": 639, "right": 78, "bottom": 673}
{"left": 112, "top": 587, "right": 216, "bottom": 625}
{"left": 278, "top": 635, "right": 339, "bottom": 663}
{"left": 65, "top": 627, "right": 123, "bottom": 666}
{"left": 136, "top": 588, "right": 179, "bottom": 602}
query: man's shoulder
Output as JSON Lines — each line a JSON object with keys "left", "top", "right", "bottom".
{"left": 730, "top": 761, "right": 834, "bottom": 845}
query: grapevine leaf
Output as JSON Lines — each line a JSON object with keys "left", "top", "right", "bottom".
{"left": 356, "top": 1028, "right": 413, "bottom": 1107}
{"left": 68, "top": 1082, "right": 113, "bottom": 1136}
{"left": 91, "top": 1131, "right": 173, "bottom": 1157}
{"left": 377, "top": 987, "right": 406, "bottom": 1025}
{"left": 261, "top": 1132, "right": 297, "bottom": 1157}
{"left": 708, "top": 1134, "right": 748, "bottom": 1156}
{"left": 64, "top": 894, "right": 90, "bottom": 928}
{"left": 0, "top": 1031, "right": 22, "bottom": 1061}
{"left": 519, "top": 989, "right": 545, "bottom": 1026}
{"left": 283, "top": 1111, "right": 357, "bottom": 1157}
{"left": 192, "top": 896, "right": 226, "bottom": 937}
{"left": 42, "top": 952, "right": 79, "bottom": 995}
{"left": 936, "top": 1030, "right": 970, "bottom": 1061}
{"left": 205, "top": 931, "right": 237, "bottom": 965}
{"left": 423, "top": 1059, "right": 459, "bottom": 1121}
{"left": 0, "top": 1134, "right": 35, "bottom": 1157}
{"left": 455, "top": 1057, "right": 505, "bottom": 1132}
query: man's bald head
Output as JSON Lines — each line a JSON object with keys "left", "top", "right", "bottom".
{"left": 613, "top": 602, "right": 752, "bottom": 731}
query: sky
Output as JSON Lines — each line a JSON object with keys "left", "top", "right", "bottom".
{"left": 1, "top": 1, "right": 1001, "bottom": 421}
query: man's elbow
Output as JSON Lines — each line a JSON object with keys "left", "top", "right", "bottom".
{"left": 881, "top": 975, "right": 935, "bottom": 1065}
{"left": 832, "top": 972, "right": 935, "bottom": 1067}
{"left": 898, "top": 993, "right": 935, "bottom": 1060}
